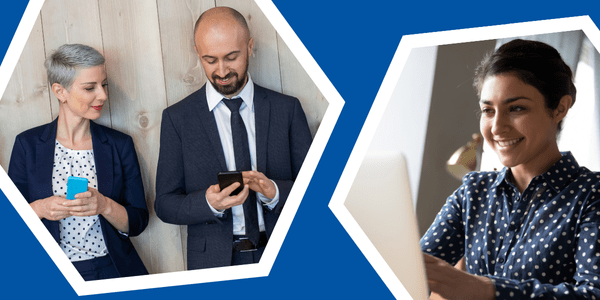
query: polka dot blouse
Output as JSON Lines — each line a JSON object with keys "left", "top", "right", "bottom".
{"left": 421, "top": 152, "right": 600, "bottom": 299}
{"left": 52, "top": 140, "right": 108, "bottom": 262}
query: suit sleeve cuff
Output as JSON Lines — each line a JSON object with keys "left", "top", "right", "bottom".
{"left": 205, "top": 194, "right": 226, "bottom": 217}
{"left": 257, "top": 180, "right": 279, "bottom": 210}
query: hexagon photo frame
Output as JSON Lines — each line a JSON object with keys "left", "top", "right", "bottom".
{"left": 0, "top": 0, "right": 343, "bottom": 295}
{"left": 330, "top": 15, "right": 600, "bottom": 299}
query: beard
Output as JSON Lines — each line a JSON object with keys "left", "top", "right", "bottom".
{"left": 210, "top": 57, "right": 249, "bottom": 97}
{"left": 211, "top": 71, "right": 247, "bottom": 96}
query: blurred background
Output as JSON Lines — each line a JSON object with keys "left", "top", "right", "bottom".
{"left": 368, "top": 30, "right": 600, "bottom": 235}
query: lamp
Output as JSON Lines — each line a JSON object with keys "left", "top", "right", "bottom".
{"left": 446, "top": 133, "right": 483, "bottom": 180}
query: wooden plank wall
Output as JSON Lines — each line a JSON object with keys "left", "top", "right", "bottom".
{"left": 0, "top": 0, "right": 327, "bottom": 274}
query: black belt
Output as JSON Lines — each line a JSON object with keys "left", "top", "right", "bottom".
{"left": 233, "top": 232, "right": 268, "bottom": 252}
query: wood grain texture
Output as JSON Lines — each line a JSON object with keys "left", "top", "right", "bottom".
{"left": 277, "top": 34, "right": 327, "bottom": 137}
{"left": 40, "top": 0, "right": 110, "bottom": 125}
{"left": 155, "top": 0, "right": 216, "bottom": 271}
{"left": 1, "top": 0, "right": 327, "bottom": 274}
{"left": 97, "top": 0, "right": 184, "bottom": 274}
{"left": 0, "top": 15, "right": 51, "bottom": 171}
{"left": 157, "top": 0, "right": 214, "bottom": 107}
{"left": 219, "top": 0, "right": 283, "bottom": 92}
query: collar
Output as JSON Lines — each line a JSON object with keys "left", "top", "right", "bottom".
{"left": 539, "top": 151, "right": 580, "bottom": 193}
{"left": 492, "top": 151, "right": 580, "bottom": 193}
{"left": 206, "top": 74, "right": 254, "bottom": 111}
{"left": 491, "top": 166, "right": 509, "bottom": 190}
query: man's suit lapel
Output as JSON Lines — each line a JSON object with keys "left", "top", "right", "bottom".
{"left": 91, "top": 121, "right": 113, "bottom": 199}
{"left": 253, "top": 85, "right": 270, "bottom": 173}
{"left": 196, "top": 86, "right": 228, "bottom": 171}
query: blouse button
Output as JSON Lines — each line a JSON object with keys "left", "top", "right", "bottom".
{"left": 497, "top": 257, "right": 505, "bottom": 263}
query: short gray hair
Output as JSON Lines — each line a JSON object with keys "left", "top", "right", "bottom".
{"left": 44, "top": 44, "right": 105, "bottom": 90}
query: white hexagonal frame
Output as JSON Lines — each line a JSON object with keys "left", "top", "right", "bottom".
{"left": 329, "top": 15, "right": 600, "bottom": 300}
{"left": 0, "top": 0, "right": 344, "bottom": 295}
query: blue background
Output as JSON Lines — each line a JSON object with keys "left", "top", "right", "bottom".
{"left": 1, "top": 1, "right": 599, "bottom": 298}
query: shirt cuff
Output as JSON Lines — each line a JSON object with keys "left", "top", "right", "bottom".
{"left": 486, "top": 276, "right": 523, "bottom": 300}
{"left": 257, "top": 180, "right": 279, "bottom": 210}
{"left": 206, "top": 194, "right": 226, "bottom": 217}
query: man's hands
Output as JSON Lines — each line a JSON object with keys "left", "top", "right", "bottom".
{"left": 206, "top": 171, "right": 276, "bottom": 210}
{"left": 206, "top": 181, "right": 250, "bottom": 211}
{"left": 242, "top": 171, "right": 276, "bottom": 199}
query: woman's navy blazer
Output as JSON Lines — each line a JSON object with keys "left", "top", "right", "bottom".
{"left": 8, "top": 118, "right": 149, "bottom": 277}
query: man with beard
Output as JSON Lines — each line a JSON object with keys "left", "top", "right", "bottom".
{"left": 155, "top": 7, "right": 312, "bottom": 269}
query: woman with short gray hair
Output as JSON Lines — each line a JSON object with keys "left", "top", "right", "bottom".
{"left": 8, "top": 44, "right": 149, "bottom": 280}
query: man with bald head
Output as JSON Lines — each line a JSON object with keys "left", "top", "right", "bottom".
{"left": 155, "top": 7, "right": 312, "bottom": 269}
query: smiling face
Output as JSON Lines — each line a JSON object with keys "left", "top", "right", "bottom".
{"left": 194, "top": 9, "right": 252, "bottom": 98}
{"left": 54, "top": 65, "right": 108, "bottom": 121}
{"left": 479, "top": 73, "right": 567, "bottom": 174}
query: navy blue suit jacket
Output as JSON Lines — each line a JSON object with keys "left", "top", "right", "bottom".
{"left": 155, "top": 84, "right": 312, "bottom": 270}
{"left": 8, "top": 119, "right": 149, "bottom": 277}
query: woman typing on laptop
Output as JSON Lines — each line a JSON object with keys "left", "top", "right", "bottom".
{"left": 420, "top": 39, "right": 600, "bottom": 299}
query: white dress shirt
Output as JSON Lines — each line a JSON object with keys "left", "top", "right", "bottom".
{"left": 205, "top": 76, "right": 279, "bottom": 235}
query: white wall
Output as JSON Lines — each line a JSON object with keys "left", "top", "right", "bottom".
{"left": 368, "top": 46, "right": 437, "bottom": 204}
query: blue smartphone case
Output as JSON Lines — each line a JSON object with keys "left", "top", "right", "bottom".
{"left": 66, "top": 176, "right": 88, "bottom": 200}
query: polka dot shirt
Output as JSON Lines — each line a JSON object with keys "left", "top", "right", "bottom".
{"left": 421, "top": 152, "right": 600, "bottom": 299}
{"left": 53, "top": 140, "right": 107, "bottom": 262}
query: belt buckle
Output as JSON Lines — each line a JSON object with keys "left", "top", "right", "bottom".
{"left": 236, "top": 237, "right": 257, "bottom": 252}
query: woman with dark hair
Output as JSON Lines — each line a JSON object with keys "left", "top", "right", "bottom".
{"left": 8, "top": 44, "right": 149, "bottom": 280}
{"left": 421, "top": 39, "right": 600, "bottom": 299}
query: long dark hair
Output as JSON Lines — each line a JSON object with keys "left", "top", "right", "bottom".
{"left": 474, "top": 39, "right": 576, "bottom": 131}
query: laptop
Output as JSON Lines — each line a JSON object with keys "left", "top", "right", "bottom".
{"left": 344, "top": 150, "right": 428, "bottom": 299}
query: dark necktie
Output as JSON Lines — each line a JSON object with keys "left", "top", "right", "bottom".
{"left": 223, "top": 98, "right": 259, "bottom": 245}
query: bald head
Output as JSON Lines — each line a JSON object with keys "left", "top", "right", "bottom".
{"left": 193, "top": 7, "right": 253, "bottom": 98}
{"left": 194, "top": 7, "right": 250, "bottom": 46}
